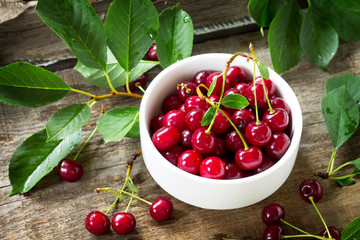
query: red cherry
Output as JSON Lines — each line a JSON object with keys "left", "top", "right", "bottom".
{"left": 206, "top": 72, "right": 230, "bottom": 96}
{"left": 112, "top": 212, "right": 136, "bottom": 235}
{"left": 177, "top": 82, "right": 197, "bottom": 102}
{"left": 212, "top": 110, "right": 231, "bottom": 134}
{"left": 179, "top": 129, "right": 193, "bottom": 149}
{"left": 226, "top": 66, "right": 246, "bottom": 86}
{"left": 85, "top": 211, "right": 110, "bottom": 236}
{"left": 177, "top": 149, "right": 203, "bottom": 175}
{"left": 262, "top": 108, "right": 289, "bottom": 132}
{"left": 199, "top": 156, "right": 226, "bottom": 179}
{"left": 192, "top": 70, "right": 211, "bottom": 86}
{"left": 124, "top": 74, "right": 147, "bottom": 92}
{"left": 235, "top": 146, "right": 263, "bottom": 170}
{"left": 269, "top": 97, "right": 291, "bottom": 116}
{"left": 245, "top": 121, "right": 272, "bottom": 146}
{"left": 251, "top": 155, "right": 277, "bottom": 174}
{"left": 160, "top": 145, "right": 185, "bottom": 166}
{"left": 150, "top": 113, "right": 164, "bottom": 132}
{"left": 146, "top": 43, "right": 158, "bottom": 61}
{"left": 261, "top": 203, "right": 285, "bottom": 225}
{"left": 224, "top": 162, "right": 247, "bottom": 179}
{"left": 162, "top": 94, "right": 183, "bottom": 113}
{"left": 191, "top": 127, "right": 216, "bottom": 154}
{"left": 234, "top": 83, "right": 248, "bottom": 95}
{"left": 149, "top": 197, "right": 173, "bottom": 222}
{"left": 232, "top": 109, "right": 255, "bottom": 132}
{"left": 208, "top": 137, "right": 228, "bottom": 157}
{"left": 263, "top": 224, "right": 284, "bottom": 240}
{"left": 299, "top": 179, "right": 323, "bottom": 203}
{"left": 184, "top": 95, "right": 207, "bottom": 112}
{"left": 185, "top": 109, "right": 206, "bottom": 131}
{"left": 152, "top": 126, "right": 180, "bottom": 151}
{"left": 57, "top": 158, "right": 83, "bottom": 182}
{"left": 225, "top": 130, "right": 245, "bottom": 153}
{"left": 246, "top": 83, "right": 268, "bottom": 109}
{"left": 255, "top": 77, "right": 276, "bottom": 98}
{"left": 265, "top": 132, "right": 290, "bottom": 159}
{"left": 318, "top": 226, "right": 341, "bottom": 240}
{"left": 162, "top": 109, "right": 187, "bottom": 132}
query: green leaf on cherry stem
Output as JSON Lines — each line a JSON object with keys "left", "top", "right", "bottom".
{"left": 321, "top": 86, "right": 359, "bottom": 149}
{"left": 351, "top": 158, "right": 360, "bottom": 172}
{"left": 325, "top": 73, "right": 360, "bottom": 110}
{"left": 104, "top": 0, "right": 158, "bottom": 74}
{"left": 156, "top": 4, "right": 193, "bottom": 69}
{"left": 46, "top": 103, "right": 91, "bottom": 142}
{"left": 0, "top": 62, "right": 71, "bottom": 108}
{"left": 36, "top": 0, "right": 107, "bottom": 70}
{"left": 202, "top": 106, "right": 216, "bottom": 127}
{"left": 299, "top": 3, "right": 339, "bottom": 70}
{"left": 74, "top": 48, "right": 158, "bottom": 89}
{"left": 268, "top": 0, "right": 303, "bottom": 74}
{"left": 330, "top": 0, "right": 360, "bottom": 13}
{"left": 336, "top": 177, "right": 355, "bottom": 187}
{"left": 247, "top": 0, "right": 290, "bottom": 27}
{"left": 9, "top": 129, "right": 81, "bottom": 196}
{"left": 97, "top": 106, "right": 140, "bottom": 143}
{"left": 221, "top": 94, "right": 249, "bottom": 110}
{"left": 207, "top": 76, "right": 218, "bottom": 97}
{"left": 126, "top": 181, "right": 139, "bottom": 193}
{"left": 125, "top": 117, "right": 140, "bottom": 139}
{"left": 257, "top": 62, "right": 269, "bottom": 80}
{"left": 341, "top": 216, "right": 360, "bottom": 240}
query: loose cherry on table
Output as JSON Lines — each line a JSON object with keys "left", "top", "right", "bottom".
{"left": 57, "top": 158, "right": 83, "bottom": 182}
{"left": 85, "top": 211, "right": 110, "bottom": 236}
{"left": 319, "top": 226, "right": 341, "bottom": 240}
{"left": 149, "top": 197, "right": 173, "bottom": 222}
{"left": 299, "top": 179, "right": 323, "bottom": 203}
{"left": 112, "top": 212, "right": 136, "bottom": 235}
{"left": 263, "top": 224, "right": 284, "bottom": 240}
{"left": 261, "top": 203, "right": 285, "bottom": 225}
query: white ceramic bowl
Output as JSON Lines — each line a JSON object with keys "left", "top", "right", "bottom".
{"left": 139, "top": 53, "right": 302, "bottom": 210}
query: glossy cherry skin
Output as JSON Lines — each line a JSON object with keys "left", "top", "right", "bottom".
{"left": 177, "top": 81, "right": 197, "bottom": 102}
{"left": 152, "top": 126, "right": 180, "bottom": 151}
{"left": 208, "top": 137, "right": 228, "bottom": 157}
{"left": 318, "top": 226, "right": 341, "bottom": 240}
{"left": 185, "top": 109, "right": 206, "bottom": 131}
{"left": 245, "top": 121, "right": 272, "bottom": 146}
{"left": 263, "top": 225, "right": 284, "bottom": 240}
{"left": 251, "top": 155, "right": 277, "bottom": 174}
{"left": 212, "top": 110, "right": 231, "bottom": 134}
{"left": 177, "top": 149, "right": 203, "bottom": 174}
{"left": 124, "top": 74, "right": 147, "bottom": 92}
{"left": 225, "top": 130, "right": 245, "bottom": 153}
{"left": 269, "top": 97, "right": 291, "bottom": 116}
{"left": 262, "top": 108, "right": 289, "bottom": 132}
{"left": 85, "top": 211, "right": 110, "bottom": 236}
{"left": 179, "top": 129, "right": 193, "bottom": 149}
{"left": 160, "top": 145, "right": 185, "bottom": 166}
{"left": 184, "top": 95, "right": 207, "bottom": 112}
{"left": 162, "top": 94, "right": 183, "bottom": 113}
{"left": 112, "top": 212, "right": 136, "bottom": 235}
{"left": 299, "top": 179, "right": 323, "bottom": 203}
{"left": 261, "top": 203, "right": 285, "bottom": 225}
{"left": 150, "top": 113, "right": 164, "bottom": 132}
{"left": 265, "top": 132, "right": 290, "bottom": 159}
{"left": 246, "top": 83, "right": 268, "bottom": 109}
{"left": 226, "top": 66, "right": 246, "bottom": 86}
{"left": 191, "top": 127, "right": 216, "bottom": 154}
{"left": 57, "top": 158, "right": 83, "bottom": 182}
{"left": 192, "top": 70, "right": 211, "bottom": 86}
{"left": 232, "top": 109, "right": 256, "bottom": 132}
{"left": 234, "top": 83, "right": 248, "bottom": 96}
{"left": 235, "top": 146, "right": 263, "bottom": 170}
{"left": 199, "top": 156, "right": 226, "bottom": 179}
{"left": 162, "top": 109, "right": 187, "bottom": 132}
{"left": 206, "top": 72, "right": 230, "bottom": 96}
{"left": 149, "top": 197, "right": 173, "bottom": 222}
{"left": 255, "top": 77, "right": 276, "bottom": 98}
{"left": 224, "top": 162, "right": 246, "bottom": 179}
{"left": 146, "top": 43, "right": 158, "bottom": 61}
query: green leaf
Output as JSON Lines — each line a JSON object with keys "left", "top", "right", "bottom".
{"left": 341, "top": 216, "right": 360, "bottom": 240}
{"left": 257, "top": 62, "right": 270, "bottom": 79}
{"left": 268, "top": 1, "right": 304, "bottom": 74}
{"left": 300, "top": 5, "right": 338, "bottom": 70}
{"left": 222, "top": 94, "right": 249, "bottom": 110}
{"left": 330, "top": 0, "right": 360, "bottom": 13}
{"left": 321, "top": 86, "right": 359, "bottom": 149}
{"left": 36, "top": 0, "right": 107, "bottom": 70}
{"left": 0, "top": 62, "right": 71, "bottom": 107}
{"left": 201, "top": 106, "right": 216, "bottom": 126}
{"left": 156, "top": 4, "right": 194, "bottom": 68}
{"left": 46, "top": 103, "right": 91, "bottom": 141}
{"left": 126, "top": 181, "right": 139, "bottom": 193}
{"left": 325, "top": 74, "right": 360, "bottom": 109}
{"left": 336, "top": 177, "right": 355, "bottom": 187}
{"left": 97, "top": 106, "right": 140, "bottom": 143}
{"left": 351, "top": 158, "right": 360, "bottom": 170}
{"left": 313, "top": 0, "right": 360, "bottom": 42}
{"left": 9, "top": 129, "right": 81, "bottom": 196}
{"left": 74, "top": 48, "right": 158, "bottom": 89}
{"left": 104, "top": 0, "right": 158, "bottom": 73}
{"left": 247, "top": 0, "right": 289, "bottom": 27}
{"left": 207, "top": 75, "right": 218, "bottom": 97}
{"left": 125, "top": 118, "right": 140, "bottom": 139}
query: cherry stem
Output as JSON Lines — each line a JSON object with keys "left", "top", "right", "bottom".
{"left": 104, "top": 69, "right": 118, "bottom": 94}
{"left": 252, "top": 58, "right": 260, "bottom": 124}
{"left": 327, "top": 148, "right": 337, "bottom": 174}
{"left": 282, "top": 235, "right": 332, "bottom": 240}
{"left": 125, "top": 190, "right": 135, "bottom": 213}
{"left": 70, "top": 88, "right": 96, "bottom": 98}
{"left": 309, "top": 196, "right": 332, "bottom": 239}
{"left": 92, "top": 91, "right": 143, "bottom": 101}
{"left": 135, "top": 82, "right": 146, "bottom": 93}
{"left": 254, "top": 60, "right": 274, "bottom": 113}
{"left": 280, "top": 218, "right": 313, "bottom": 236}
{"left": 100, "top": 188, "right": 152, "bottom": 205}
{"left": 73, "top": 126, "right": 98, "bottom": 161}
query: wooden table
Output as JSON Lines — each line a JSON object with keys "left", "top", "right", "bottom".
{"left": 1, "top": 1, "right": 360, "bottom": 239}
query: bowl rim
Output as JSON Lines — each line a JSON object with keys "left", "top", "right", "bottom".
{"left": 139, "top": 53, "right": 303, "bottom": 186}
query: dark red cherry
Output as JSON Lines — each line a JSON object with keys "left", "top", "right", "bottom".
{"left": 191, "top": 127, "right": 216, "bottom": 154}
{"left": 245, "top": 121, "right": 272, "bottom": 146}
{"left": 177, "top": 149, "right": 203, "bottom": 174}
{"left": 149, "top": 197, "right": 173, "bottom": 222}
{"left": 234, "top": 83, "right": 248, "bottom": 95}
{"left": 269, "top": 97, "right": 291, "bottom": 116}
{"left": 206, "top": 72, "right": 230, "bottom": 96}
{"left": 246, "top": 83, "right": 268, "bottom": 109}
{"left": 150, "top": 113, "right": 164, "bottom": 132}
{"left": 262, "top": 108, "right": 289, "bottom": 132}
{"left": 124, "top": 74, "right": 147, "bottom": 92}
{"left": 232, "top": 109, "right": 256, "bottom": 132}
{"left": 263, "top": 225, "right": 284, "bottom": 240}
{"left": 318, "top": 226, "right": 341, "bottom": 240}
{"left": 162, "top": 109, "right": 187, "bottom": 132}
{"left": 160, "top": 145, "right": 185, "bottom": 166}
{"left": 226, "top": 66, "right": 246, "bottom": 86}
{"left": 185, "top": 109, "right": 206, "bottom": 131}
{"left": 192, "top": 70, "right": 211, "bottom": 86}
{"left": 224, "top": 162, "right": 246, "bottom": 179}
{"left": 85, "top": 211, "right": 110, "bottom": 236}
{"left": 146, "top": 43, "right": 158, "bottom": 61}
{"left": 57, "top": 158, "right": 83, "bottom": 182}
{"left": 265, "top": 132, "right": 290, "bottom": 159}
{"left": 251, "top": 155, "right": 277, "bottom": 174}
{"left": 179, "top": 129, "right": 193, "bottom": 149}
{"left": 212, "top": 110, "right": 231, "bottom": 134}
{"left": 299, "top": 179, "right": 323, "bottom": 203}
{"left": 177, "top": 82, "right": 197, "bottom": 102}
{"left": 184, "top": 95, "right": 207, "bottom": 112}
{"left": 152, "top": 126, "right": 180, "bottom": 151}
{"left": 208, "top": 137, "right": 228, "bottom": 157}
{"left": 162, "top": 94, "right": 183, "bottom": 113}
{"left": 111, "top": 212, "right": 136, "bottom": 235}
{"left": 255, "top": 77, "right": 276, "bottom": 98}
{"left": 235, "top": 146, "right": 263, "bottom": 170}
{"left": 225, "top": 130, "right": 245, "bottom": 153}
{"left": 261, "top": 203, "right": 285, "bottom": 225}
{"left": 199, "top": 156, "right": 226, "bottom": 179}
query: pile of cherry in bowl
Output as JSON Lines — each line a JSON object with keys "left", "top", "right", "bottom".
{"left": 150, "top": 66, "right": 291, "bottom": 180}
